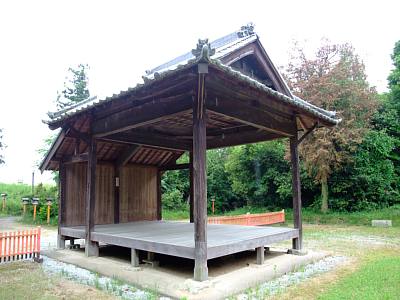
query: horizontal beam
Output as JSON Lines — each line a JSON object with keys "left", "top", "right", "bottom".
{"left": 207, "top": 129, "right": 281, "bottom": 149}
{"left": 159, "top": 163, "right": 190, "bottom": 171}
{"left": 206, "top": 97, "right": 296, "bottom": 137}
{"left": 67, "top": 127, "right": 90, "bottom": 143}
{"left": 92, "top": 96, "right": 193, "bottom": 137}
{"left": 62, "top": 152, "right": 89, "bottom": 164}
{"left": 101, "top": 131, "right": 192, "bottom": 151}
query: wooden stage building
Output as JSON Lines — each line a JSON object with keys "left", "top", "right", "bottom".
{"left": 40, "top": 25, "right": 340, "bottom": 281}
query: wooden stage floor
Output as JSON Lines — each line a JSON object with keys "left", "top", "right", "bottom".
{"left": 60, "top": 221, "right": 299, "bottom": 260}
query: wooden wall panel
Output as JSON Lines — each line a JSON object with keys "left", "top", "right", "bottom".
{"left": 65, "top": 163, "right": 86, "bottom": 226}
{"left": 120, "top": 165, "right": 158, "bottom": 222}
{"left": 94, "top": 164, "right": 114, "bottom": 224}
{"left": 64, "top": 162, "right": 115, "bottom": 226}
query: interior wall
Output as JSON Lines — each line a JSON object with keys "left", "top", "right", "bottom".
{"left": 119, "top": 164, "right": 158, "bottom": 222}
{"left": 94, "top": 163, "right": 115, "bottom": 224}
{"left": 64, "top": 163, "right": 86, "bottom": 226}
{"left": 63, "top": 162, "right": 158, "bottom": 226}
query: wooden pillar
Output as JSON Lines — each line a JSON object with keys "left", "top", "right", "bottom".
{"left": 131, "top": 248, "right": 139, "bottom": 267}
{"left": 193, "top": 65, "right": 208, "bottom": 281}
{"left": 85, "top": 137, "right": 99, "bottom": 257}
{"left": 290, "top": 135, "right": 302, "bottom": 250}
{"left": 256, "top": 246, "right": 265, "bottom": 265}
{"left": 114, "top": 167, "right": 120, "bottom": 224}
{"left": 189, "top": 151, "right": 194, "bottom": 223}
{"left": 57, "top": 163, "right": 66, "bottom": 249}
{"left": 157, "top": 171, "right": 162, "bottom": 220}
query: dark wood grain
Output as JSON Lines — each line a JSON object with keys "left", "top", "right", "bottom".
{"left": 193, "top": 71, "right": 208, "bottom": 281}
{"left": 290, "top": 134, "right": 302, "bottom": 250}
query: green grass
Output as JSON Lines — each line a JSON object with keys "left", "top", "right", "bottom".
{"left": 285, "top": 205, "right": 400, "bottom": 227}
{"left": 0, "top": 182, "right": 33, "bottom": 216}
{"left": 163, "top": 205, "right": 400, "bottom": 227}
{"left": 318, "top": 254, "right": 400, "bottom": 300}
{"left": 0, "top": 182, "right": 58, "bottom": 224}
{"left": 162, "top": 208, "right": 189, "bottom": 220}
{"left": 0, "top": 262, "right": 115, "bottom": 299}
{"left": 162, "top": 206, "right": 268, "bottom": 220}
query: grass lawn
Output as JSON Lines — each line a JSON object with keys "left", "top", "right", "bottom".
{"left": 163, "top": 205, "right": 400, "bottom": 227}
{"left": 0, "top": 261, "right": 115, "bottom": 300}
{"left": 318, "top": 253, "right": 400, "bottom": 300}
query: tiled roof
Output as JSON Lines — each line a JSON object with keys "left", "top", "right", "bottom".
{"left": 44, "top": 25, "right": 341, "bottom": 126}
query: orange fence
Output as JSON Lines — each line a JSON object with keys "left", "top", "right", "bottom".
{"left": 0, "top": 227, "right": 41, "bottom": 263}
{"left": 208, "top": 210, "right": 285, "bottom": 226}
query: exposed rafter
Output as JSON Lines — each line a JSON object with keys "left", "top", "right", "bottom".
{"left": 92, "top": 96, "right": 193, "bottom": 137}
{"left": 115, "top": 145, "right": 140, "bottom": 169}
{"left": 206, "top": 97, "right": 296, "bottom": 137}
{"left": 101, "top": 131, "right": 191, "bottom": 151}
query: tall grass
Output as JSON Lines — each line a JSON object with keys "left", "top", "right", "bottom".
{"left": 0, "top": 182, "right": 33, "bottom": 216}
{"left": 0, "top": 182, "right": 58, "bottom": 223}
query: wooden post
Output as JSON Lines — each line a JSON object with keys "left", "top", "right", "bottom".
{"left": 290, "top": 135, "right": 302, "bottom": 250}
{"left": 189, "top": 151, "right": 194, "bottom": 223}
{"left": 193, "top": 65, "right": 208, "bottom": 281}
{"left": 131, "top": 248, "right": 139, "bottom": 267}
{"left": 85, "top": 137, "right": 99, "bottom": 257}
{"left": 47, "top": 204, "right": 51, "bottom": 224}
{"left": 157, "top": 171, "right": 162, "bottom": 220}
{"left": 33, "top": 205, "right": 37, "bottom": 221}
{"left": 256, "top": 246, "right": 265, "bottom": 265}
{"left": 57, "top": 163, "right": 66, "bottom": 249}
{"left": 114, "top": 167, "right": 120, "bottom": 224}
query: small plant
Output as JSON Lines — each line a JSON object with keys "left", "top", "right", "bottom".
{"left": 93, "top": 273, "right": 101, "bottom": 289}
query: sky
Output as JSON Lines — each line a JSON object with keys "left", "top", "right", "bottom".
{"left": 0, "top": 0, "right": 399, "bottom": 184}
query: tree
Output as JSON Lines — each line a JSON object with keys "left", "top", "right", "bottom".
{"left": 328, "top": 130, "right": 398, "bottom": 211}
{"left": 225, "top": 141, "right": 292, "bottom": 209}
{"left": 56, "top": 64, "right": 90, "bottom": 109}
{"left": 38, "top": 64, "right": 90, "bottom": 180}
{"left": 0, "top": 129, "right": 4, "bottom": 165}
{"left": 373, "top": 40, "right": 400, "bottom": 191}
{"left": 285, "top": 42, "right": 378, "bottom": 212}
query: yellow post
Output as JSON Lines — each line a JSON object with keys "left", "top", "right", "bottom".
{"left": 47, "top": 205, "right": 51, "bottom": 224}
{"left": 22, "top": 197, "right": 30, "bottom": 216}
{"left": 33, "top": 205, "right": 37, "bottom": 221}
{"left": 32, "top": 198, "right": 39, "bottom": 222}
{"left": 1, "top": 193, "right": 6, "bottom": 211}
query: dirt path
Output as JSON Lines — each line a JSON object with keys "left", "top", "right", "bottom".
{"left": 0, "top": 216, "right": 58, "bottom": 250}
{"left": 0, "top": 216, "right": 118, "bottom": 299}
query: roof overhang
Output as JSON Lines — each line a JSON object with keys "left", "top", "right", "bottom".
{"left": 41, "top": 41, "right": 340, "bottom": 172}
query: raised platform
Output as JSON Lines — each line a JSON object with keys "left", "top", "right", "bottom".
{"left": 60, "top": 221, "right": 299, "bottom": 260}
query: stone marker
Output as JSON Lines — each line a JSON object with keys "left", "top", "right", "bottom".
{"left": 371, "top": 220, "right": 392, "bottom": 227}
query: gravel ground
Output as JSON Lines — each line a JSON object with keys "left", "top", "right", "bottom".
{"left": 233, "top": 255, "right": 348, "bottom": 300}
{"left": 1, "top": 217, "right": 352, "bottom": 299}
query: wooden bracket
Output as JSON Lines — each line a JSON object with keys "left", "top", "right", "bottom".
{"left": 297, "top": 122, "right": 318, "bottom": 145}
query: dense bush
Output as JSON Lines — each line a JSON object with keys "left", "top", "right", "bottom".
{"left": 328, "top": 130, "right": 399, "bottom": 211}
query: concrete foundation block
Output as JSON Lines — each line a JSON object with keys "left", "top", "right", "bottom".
{"left": 85, "top": 240, "right": 99, "bottom": 257}
{"left": 131, "top": 248, "right": 140, "bottom": 267}
{"left": 372, "top": 220, "right": 392, "bottom": 227}
{"left": 57, "top": 235, "right": 65, "bottom": 249}
{"left": 287, "top": 248, "right": 308, "bottom": 256}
